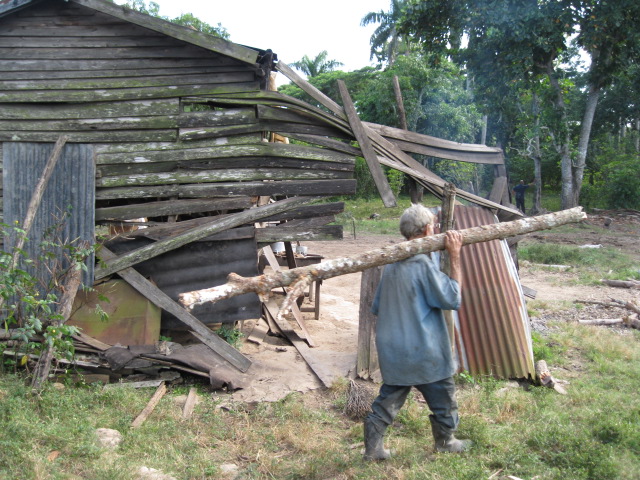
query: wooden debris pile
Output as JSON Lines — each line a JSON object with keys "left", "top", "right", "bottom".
{"left": 574, "top": 298, "right": 640, "bottom": 330}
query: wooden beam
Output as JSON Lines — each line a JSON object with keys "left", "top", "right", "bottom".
{"left": 337, "top": 80, "right": 396, "bottom": 208}
{"left": 131, "top": 383, "right": 167, "bottom": 428}
{"left": 95, "top": 196, "right": 319, "bottom": 279}
{"left": 97, "top": 247, "right": 251, "bottom": 372}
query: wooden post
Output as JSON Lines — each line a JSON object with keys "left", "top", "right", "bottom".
{"left": 357, "top": 266, "right": 383, "bottom": 379}
{"left": 439, "top": 183, "right": 457, "bottom": 352}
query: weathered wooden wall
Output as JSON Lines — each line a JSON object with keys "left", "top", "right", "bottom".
{"left": 0, "top": 0, "right": 351, "bottom": 242}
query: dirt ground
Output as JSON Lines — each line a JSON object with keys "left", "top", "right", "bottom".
{"left": 228, "top": 211, "right": 640, "bottom": 404}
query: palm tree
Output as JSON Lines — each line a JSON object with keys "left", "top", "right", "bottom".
{"left": 290, "top": 51, "right": 344, "bottom": 78}
{"left": 361, "top": 0, "right": 408, "bottom": 65}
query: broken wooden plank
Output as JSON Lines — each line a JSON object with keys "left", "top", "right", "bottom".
{"left": 104, "top": 380, "right": 165, "bottom": 390}
{"left": 131, "top": 382, "right": 167, "bottom": 428}
{"left": 97, "top": 247, "right": 251, "bottom": 373}
{"left": 182, "top": 387, "right": 198, "bottom": 419}
{"left": 246, "top": 318, "right": 269, "bottom": 345}
{"left": 72, "top": 332, "right": 112, "bottom": 352}
{"left": 338, "top": 80, "right": 396, "bottom": 208}
{"left": 95, "top": 196, "right": 320, "bottom": 279}
{"left": 262, "top": 245, "right": 316, "bottom": 347}
{"left": 262, "top": 302, "right": 335, "bottom": 388}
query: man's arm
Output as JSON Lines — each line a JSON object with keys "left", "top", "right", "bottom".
{"left": 444, "top": 231, "right": 463, "bottom": 285}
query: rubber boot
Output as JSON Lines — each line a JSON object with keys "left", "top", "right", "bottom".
{"left": 363, "top": 417, "right": 391, "bottom": 461}
{"left": 429, "top": 415, "right": 472, "bottom": 453}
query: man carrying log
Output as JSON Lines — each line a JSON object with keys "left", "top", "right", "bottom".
{"left": 364, "top": 204, "right": 471, "bottom": 460}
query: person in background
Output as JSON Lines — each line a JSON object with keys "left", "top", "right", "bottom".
{"left": 512, "top": 180, "right": 533, "bottom": 213}
{"left": 363, "top": 204, "right": 471, "bottom": 461}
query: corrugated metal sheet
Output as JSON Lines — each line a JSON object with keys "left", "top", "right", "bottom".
{"left": 3, "top": 142, "right": 95, "bottom": 286}
{"left": 452, "top": 206, "right": 535, "bottom": 379}
{"left": 106, "top": 236, "right": 261, "bottom": 329}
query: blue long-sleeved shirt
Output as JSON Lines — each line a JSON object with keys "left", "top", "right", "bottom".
{"left": 372, "top": 253, "right": 461, "bottom": 385}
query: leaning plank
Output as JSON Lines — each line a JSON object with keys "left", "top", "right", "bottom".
{"left": 337, "top": 80, "right": 396, "bottom": 208}
{"left": 97, "top": 247, "right": 251, "bottom": 373}
{"left": 180, "top": 208, "right": 587, "bottom": 310}
{"left": 95, "top": 196, "right": 319, "bottom": 279}
{"left": 182, "top": 387, "right": 198, "bottom": 419}
{"left": 263, "top": 302, "right": 335, "bottom": 388}
{"left": 131, "top": 383, "right": 167, "bottom": 428}
{"left": 263, "top": 245, "right": 316, "bottom": 347}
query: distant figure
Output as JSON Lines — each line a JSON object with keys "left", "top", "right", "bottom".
{"left": 512, "top": 180, "right": 532, "bottom": 213}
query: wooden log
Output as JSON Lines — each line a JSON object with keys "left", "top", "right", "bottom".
{"left": 97, "top": 247, "right": 251, "bottom": 373}
{"left": 95, "top": 196, "right": 320, "bottom": 279}
{"left": 439, "top": 183, "right": 457, "bottom": 352}
{"left": 601, "top": 279, "right": 640, "bottom": 289}
{"left": 130, "top": 383, "right": 167, "bottom": 428}
{"left": 338, "top": 80, "right": 396, "bottom": 208}
{"left": 357, "top": 266, "right": 382, "bottom": 380}
{"left": 180, "top": 208, "right": 587, "bottom": 310}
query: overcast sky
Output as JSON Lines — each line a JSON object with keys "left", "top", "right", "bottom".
{"left": 119, "top": 0, "right": 391, "bottom": 80}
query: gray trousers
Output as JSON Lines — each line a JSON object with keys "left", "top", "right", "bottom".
{"left": 366, "top": 377, "right": 459, "bottom": 433}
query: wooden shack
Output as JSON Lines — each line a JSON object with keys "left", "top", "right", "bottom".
{"left": 1, "top": 0, "right": 526, "bottom": 376}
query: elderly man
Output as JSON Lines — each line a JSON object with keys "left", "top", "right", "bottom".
{"left": 364, "top": 204, "right": 471, "bottom": 461}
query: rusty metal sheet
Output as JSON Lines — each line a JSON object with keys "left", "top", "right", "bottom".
{"left": 3, "top": 142, "right": 95, "bottom": 286}
{"left": 452, "top": 206, "right": 535, "bottom": 379}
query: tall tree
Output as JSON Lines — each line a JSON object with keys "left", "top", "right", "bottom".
{"left": 290, "top": 51, "right": 344, "bottom": 78}
{"left": 400, "top": 0, "right": 640, "bottom": 209}
{"left": 361, "top": 0, "right": 413, "bottom": 65}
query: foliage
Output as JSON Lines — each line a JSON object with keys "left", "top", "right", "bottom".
{"left": 1, "top": 222, "right": 95, "bottom": 371}
{"left": 123, "top": 0, "right": 229, "bottom": 38}
{"left": 361, "top": 0, "right": 415, "bottom": 66}
{"left": 290, "top": 51, "right": 344, "bottom": 78}
{"left": 216, "top": 324, "right": 244, "bottom": 350}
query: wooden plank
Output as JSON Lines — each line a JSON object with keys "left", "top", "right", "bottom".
{"left": 255, "top": 225, "right": 343, "bottom": 243}
{"left": 263, "top": 301, "right": 335, "bottom": 388}
{"left": 70, "top": 0, "right": 259, "bottom": 64}
{"left": 259, "top": 202, "right": 345, "bottom": 223}
{"left": 0, "top": 57, "right": 239, "bottom": 72}
{"left": 488, "top": 176, "right": 508, "bottom": 204}
{"left": 96, "top": 180, "right": 356, "bottom": 200}
{"left": 96, "top": 142, "right": 354, "bottom": 165}
{"left": 95, "top": 168, "right": 351, "bottom": 188}
{"left": 179, "top": 121, "right": 347, "bottom": 142}
{"left": 337, "top": 80, "right": 396, "bottom": 208}
{"left": 94, "top": 136, "right": 260, "bottom": 154}
{"left": 182, "top": 387, "right": 198, "bottom": 419}
{"left": 96, "top": 197, "right": 253, "bottom": 221}
{"left": 2, "top": 130, "right": 177, "bottom": 143}
{"left": 275, "top": 62, "right": 346, "bottom": 119}
{"left": 378, "top": 137, "right": 505, "bottom": 164}
{"left": 97, "top": 247, "right": 252, "bottom": 372}
{"left": 0, "top": 99, "right": 180, "bottom": 120}
{"left": 0, "top": 72, "right": 255, "bottom": 91}
{"left": 246, "top": 318, "right": 269, "bottom": 345}
{"left": 263, "top": 245, "right": 316, "bottom": 347}
{"left": 72, "top": 332, "right": 112, "bottom": 352}
{"left": 131, "top": 383, "right": 167, "bottom": 428}
{"left": 95, "top": 196, "right": 319, "bottom": 279}
{"left": 0, "top": 82, "right": 260, "bottom": 103}
{"left": 0, "top": 110, "right": 256, "bottom": 132}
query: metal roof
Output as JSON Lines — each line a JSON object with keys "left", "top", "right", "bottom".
{"left": 453, "top": 206, "right": 535, "bottom": 379}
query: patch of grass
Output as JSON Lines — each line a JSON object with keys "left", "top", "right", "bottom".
{"left": 333, "top": 194, "right": 440, "bottom": 236}
{"left": 2, "top": 322, "right": 640, "bottom": 479}
{"left": 519, "top": 242, "right": 639, "bottom": 283}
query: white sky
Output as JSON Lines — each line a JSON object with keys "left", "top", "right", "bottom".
{"left": 119, "top": 0, "right": 391, "bottom": 82}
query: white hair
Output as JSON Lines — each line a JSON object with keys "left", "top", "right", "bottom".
{"left": 399, "top": 204, "right": 435, "bottom": 240}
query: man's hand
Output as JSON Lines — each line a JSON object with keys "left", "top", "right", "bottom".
{"left": 444, "top": 231, "right": 463, "bottom": 285}
{"left": 444, "top": 230, "right": 463, "bottom": 256}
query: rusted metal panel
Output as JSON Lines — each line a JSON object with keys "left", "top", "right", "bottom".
{"left": 3, "top": 142, "right": 95, "bottom": 286}
{"left": 453, "top": 206, "right": 535, "bottom": 379}
{"left": 106, "top": 236, "right": 261, "bottom": 329}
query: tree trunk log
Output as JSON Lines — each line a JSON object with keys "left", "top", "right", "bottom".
{"left": 180, "top": 207, "right": 587, "bottom": 310}
{"left": 601, "top": 279, "right": 640, "bottom": 290}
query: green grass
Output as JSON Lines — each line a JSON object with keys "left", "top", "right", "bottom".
{"left": 2, "top": 322, "right": 639, "bottom": 479}
{"left": 518, "top": 242, "right": 639, "bottom": 283}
